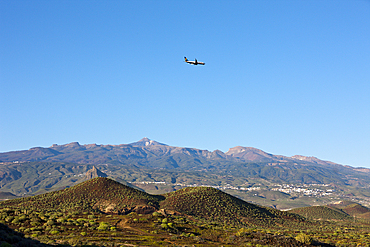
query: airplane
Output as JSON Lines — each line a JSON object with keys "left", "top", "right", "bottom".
{"left": 184, "top": 57, "right": 205, "bottom": 65}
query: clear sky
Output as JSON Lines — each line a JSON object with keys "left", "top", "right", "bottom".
{"left": 1, "top": 0, "right": 369, "bottom": 168}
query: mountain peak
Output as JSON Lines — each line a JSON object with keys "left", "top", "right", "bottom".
{"left": 225, "top": 146, "right": 274, "bottom": 162}
{"left": 67, "top": 142, "right": 80, "bottom": 146}
{"left": 130, "top": 138, "right": 167, "bottom": 147}
{"left": 226, "top": 146, "right": 270, "bottom": 156}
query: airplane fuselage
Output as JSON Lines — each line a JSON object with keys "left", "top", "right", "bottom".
{"left": 184, "top": 57, "right": 205, "bottom": 65}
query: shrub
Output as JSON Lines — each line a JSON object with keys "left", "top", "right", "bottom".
{"left": 19, "top": 215, "right": 27, "bottom": 221}
{"left": 5, "top": 216, "right": 14, "bottom": 222}
{"left": 295, "top": 233, "right": 313, "bottom": 244}
{"left": 236, "top": 228, "right": 251, "bottom": 237}
{"left": 50, "top": 230, "right": 59, "bottom": 235}
{"left": 11, "top": 218, "right": 20, "bottom": 224}
{"left": 57, "top": 218, "right": 66, "bottom": 223}
{"left": 97, "top": 222, "right": 109, "bottom": 231}
{"left": 46, "top": 220, "right": 55, "bottom": 226}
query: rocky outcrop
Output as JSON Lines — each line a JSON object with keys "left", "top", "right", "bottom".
{"left": 93, "top": 200, "right": 156, "bottom": 215}
{"left": 85, "top": 166, "right": 107, "bottom": 180}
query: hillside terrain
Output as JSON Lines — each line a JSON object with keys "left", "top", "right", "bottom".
{"left": 2, "top": 177, "right": 370, "bottom": 246}
{"left": 0, "top": 191, "right": 18, "bottom": 200}
{"left": 0, "top": 177, "right": 301, "bottom": 228}
{"left": 328, "top": 201, "right": 370, "bottom": 219}
{"left": 1, "top": 138, "right": 370, "bottom": 210}
{"left": 288, "top": 206, "right": 353, "bottom": 221}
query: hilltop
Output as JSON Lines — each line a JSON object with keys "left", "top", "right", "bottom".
{"left": 288, "top": 200, "right": 370, "bottom": 222}
{"left": 288, "top": 206, "right": 353, "bottom": 221}
{"left": 161, "top": 186, "right": 304, "bottom": 227}
{"left": 1, "top": 177, "right": 164, "bottom": 214}
{"left": 328, "top": 201, "right": 370, "bottom": 219}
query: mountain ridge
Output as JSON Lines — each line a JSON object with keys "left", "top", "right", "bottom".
{"left": 0, "top": 138, "right": 359, "bottom": 170}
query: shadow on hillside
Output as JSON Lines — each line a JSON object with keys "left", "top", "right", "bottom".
{"left": 0, "top": 222, "right": 52, "bottom": 246}
{"left": 0, "top": 222, "right": 116, "bottom": 247}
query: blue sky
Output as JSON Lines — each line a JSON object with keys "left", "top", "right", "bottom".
{"left": 1, "top": 0, "right": 369, "bottom": 168}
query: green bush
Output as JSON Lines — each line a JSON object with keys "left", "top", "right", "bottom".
{"left": 5, "top": 216, "right": 14, "bottom": 222}
{"left": 152, "top": 212, "right": 161, "bottom": 217}
{"left": 295, "top": 233, "right": 313, "bottom": 244}
{"left": 57, "top": 218, "right": 66, "bottom": 223}
{"left": 46, "top": 219, "right": 55, "bottom": 226}
{"left": 50, "top": 230, "right": 59, "bottom": 235}
{"left": 11, "top": 218, "right": 20, "bottom": 224}
{"left": 97, "top": 222, "right": 109, "bottom": 231}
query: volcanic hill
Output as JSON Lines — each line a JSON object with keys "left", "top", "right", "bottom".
{"left": 1, "top": 177, "right": 306, "bottom": 228}
{"left": 288, "top": 206, "right": 353, "bottom": 221}
{"left": 161, "top": 186, "right": 304, "bottom": 227}
{"left": 1, "top": 177, "right": 164, "bottom": 215}
{"left": 328, "top": 201, "right": 370, "bottom": 219}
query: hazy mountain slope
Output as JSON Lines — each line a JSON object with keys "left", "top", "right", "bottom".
{"left": 0, "top": 162, "right": 93, "bottom": 195}
{"left": 0, "top": 191, "right": 18, "bottom": 200}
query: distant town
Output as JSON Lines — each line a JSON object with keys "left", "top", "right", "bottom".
{"left": 132, "top": 181, "right": 336, "bottom": 197}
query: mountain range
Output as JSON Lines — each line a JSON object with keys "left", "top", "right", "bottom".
{"left": 1, "top": 138, "right": 370, "bottom": 208}
{"left": 0, "top": 137, "right": 352, "bottom": 166}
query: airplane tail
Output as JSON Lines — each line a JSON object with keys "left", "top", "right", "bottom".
{"left": 184, "top": 57, "right": 188, "bottom": 62}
